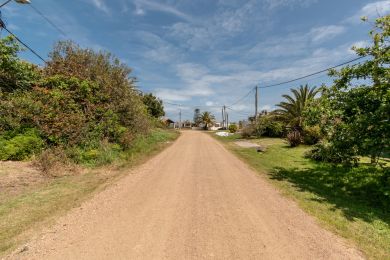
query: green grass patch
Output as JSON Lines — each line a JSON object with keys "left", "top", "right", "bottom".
{"left": 213, "top": 133, "right": 390, "bottom": 259}
{"left": 0, "top": 129, "right": 179, "bottom": 256}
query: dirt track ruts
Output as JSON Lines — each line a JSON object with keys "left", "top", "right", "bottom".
{"left": 8, "top": 131, "right": 364, "bottom": 259}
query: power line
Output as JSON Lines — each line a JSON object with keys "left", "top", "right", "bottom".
{"left": 29, "top": 3, "right": 68, "bottom": 38}
{"left": 228, "top": 87, "right": 255, "bottom": 107}
{"left": 1, "top": 24, "right": 46, "bottom": 63}
{"left": 259, "top": 56, "right": 366, "bottom": 89}
{"left": 226, "top": 107, "right": 251, "bottom": 117}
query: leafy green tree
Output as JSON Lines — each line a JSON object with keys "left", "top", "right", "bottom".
{"left": 142, "top": 93, "right": 165, "bottom": 118}
{"left": 0, "top": 36, "right": 40, "bottom": 93}
{"left": 200, "top": 111, "right": 215, "bottom": 130}
{"left": 314, "top": 16, "right": 390, "bottom": 164}
{"left": 275, "top": 85, "right": 320, "bottom": 130}
{"left": 44, "top": 41, "right": 150, "bottom": 136}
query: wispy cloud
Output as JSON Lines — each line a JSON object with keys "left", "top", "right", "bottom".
{"left": 133, "top": 0, "right": 193, "bottom": 22}
{"left": 88, "top": 0, "right": 110, "bottom": 14}
{"left": 135, "top": 31, "right": 183, "bottom": 63}
{"left": 347, "top": 0, "right": 390, "bottom": 23}
{"left": 310, "top": 25, "right": 346, "bottom": 43}
{"left": 264, "top": 0, "right": 318, "bottom": 10}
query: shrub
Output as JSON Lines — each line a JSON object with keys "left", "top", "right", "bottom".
{"left": 241, "top": 125, "right": 254, "bottom": 138}
{"left": 286, "top": 130, "right": 301, "bottom": 147}
{"left": 303, "top": 125, "right": 321, "bottom": 145}
{"left": 228, "top": 124, "right": 238, "bottom": 133}
{"left": 0, "top": 129, "right": 44, "bottom": 160}
{"left": 67, "top": 141, "right": 123, "bottom": 167}
{"left": 36, "top": 146, "right": 72, "bottom": 176}
{"left": 253, "top": 116, "right": 285, "bottom": 138}
{"left": 306, "top": 141, "right": 359, "bottom": 165}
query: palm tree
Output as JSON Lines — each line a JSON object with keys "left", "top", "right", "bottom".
{"left": 200, "top": 111, "right": 215, "bottom": 130}
{"left": 275, "top": 85, "right": 319, "bottom": 130}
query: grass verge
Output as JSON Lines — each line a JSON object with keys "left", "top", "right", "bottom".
{"left": 213, "top": 133, "right": 390, "bottom": 260}
{"left": 0, "top": 129, "right": 179, "bottom": 256}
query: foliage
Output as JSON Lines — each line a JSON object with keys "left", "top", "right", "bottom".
{"left": 275, "top": 84, "right": 320, "bottom": 129}
{"left": 199, "top": 111, "right": 215, "bottom": 130}
{"left": 310, "top": 16, "right": 390, "bottom": 165}
{"left": 241, "top": 124, "right": 254, "bottom": 138}
{"left": 306, "top": 141, "right": 359, "bottom": 164}
{"left": 253, "top": 115, "right": 284, "bottom": 137}
{"left": 302, "top": 125, "right": 321, "bottom": 145}
{"left": 142, "top": 93, "right": 165, "bottom": 118}
{"left": 0, "top": 40, "right": 159, "bottom": 165}
{"left": 286, "top": 130, "right": 301, "bottom": 147}
{"left": 0, "top": 36, "right": 40, "bottom": 93}
{"left": 44, "top": 41, "right": 150, "bottom": 136}
{"left": 0, "top": 129, "right": 44, "bottom": 160}
{"left": 228, "top": 124, "right": 238, "bottom": 133}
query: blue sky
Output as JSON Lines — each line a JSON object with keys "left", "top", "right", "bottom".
{"left": 1, "top": 0, "right": 389, "bottom": 121}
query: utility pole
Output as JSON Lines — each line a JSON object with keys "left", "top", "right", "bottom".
{"left": 179, "top": 105, "right": 182, "bottom": 129}
{"left": 223, "top": 105, "right": 227, "bottom": 129}
{"left": 226, "top": 113, "right": 229, "bottom": 129}
{"left": 255, "top": 85, "right": 258, "bottom": 120}
{"left": 222, "top": 106, "right": 225, "bottom": 129}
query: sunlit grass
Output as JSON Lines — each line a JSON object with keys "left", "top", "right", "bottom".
{"left": 213, "top": 133, "right": 390, "bottom": 259}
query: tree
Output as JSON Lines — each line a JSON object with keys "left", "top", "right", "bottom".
{"left": 0, "top": 36, "right": 39, "bottom": 93}
{"left": 44, "top": 41, "right": 150, "bottom": 136}
{"left": 193, "top": 108, "right": 201, "bottom": 126}
{"left": 275, "top": 84, "right": 320, "bottom": 130}
{"left": 312, "top": 16, "right": 390, "bottom": 165}
{"left": 200, "top": 111, "right": 215, "bottom": 130}
{"left": 142, "top": 93, "right": 165, "bottom": 118}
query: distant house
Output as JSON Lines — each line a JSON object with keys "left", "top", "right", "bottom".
{"left": 197, "top": 122, "right": 222, "bottom": 131}
{"left": 161, "top": 117, "right": 175, "bottom": 128}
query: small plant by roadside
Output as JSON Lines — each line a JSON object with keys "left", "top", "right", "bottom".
{"left": 228, "top": 124, "right": 238, "bottom": 133}
{"left": 241, "top": 125, "right": 254, "bottom": 138}
{"left": 287, "top": 130, "right": 301, "bottom": 147}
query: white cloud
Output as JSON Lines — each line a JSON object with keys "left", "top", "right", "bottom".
{"left": 260, "top": 105, "right": 272, "bottom": 111}
{"left": 88, "top": 0, "right": 110, "bottom": 14}
{"left": 348, "top": 40, "right": 370, "bottom": 54}
{"left": 348, "top": 1, "right": 390, "bottom": 23}
{"left": 310, "top": 25, "right": 346, "bottom": 43}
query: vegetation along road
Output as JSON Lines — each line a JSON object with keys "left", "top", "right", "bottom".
{"left": 8, "top": 131, "right": 364, "bottom": 259}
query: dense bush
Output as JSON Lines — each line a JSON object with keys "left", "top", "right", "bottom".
{"left": 287, "top": 130, "right": 301, "bottom": 147}
{"left": 0, "top": 39, "right": 155, "bottom": 166}
{"left": 306, "top": 140, "right": 359, "bottom": 165}
{"left": 241, "top": 124, "right": 254, "bottom": 138}
{"left": 303, "top": 125, "right": 321, "bottom": 145}
{"left": 228, "top": 124, "right": 238, "bottom": 133}
{"left": 251, "top": 115, "right": 285, "bottom": 138}
{"left": 0, "top": 129, "right": 44, "bottom": 160}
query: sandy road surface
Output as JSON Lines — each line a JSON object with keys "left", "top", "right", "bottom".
{"left": 8, "top": 131, "right": 363, "bottom": 259}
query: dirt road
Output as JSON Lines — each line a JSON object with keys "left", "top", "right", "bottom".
{"left": 9, "top": 131, "right": 363, "bottom": 259}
